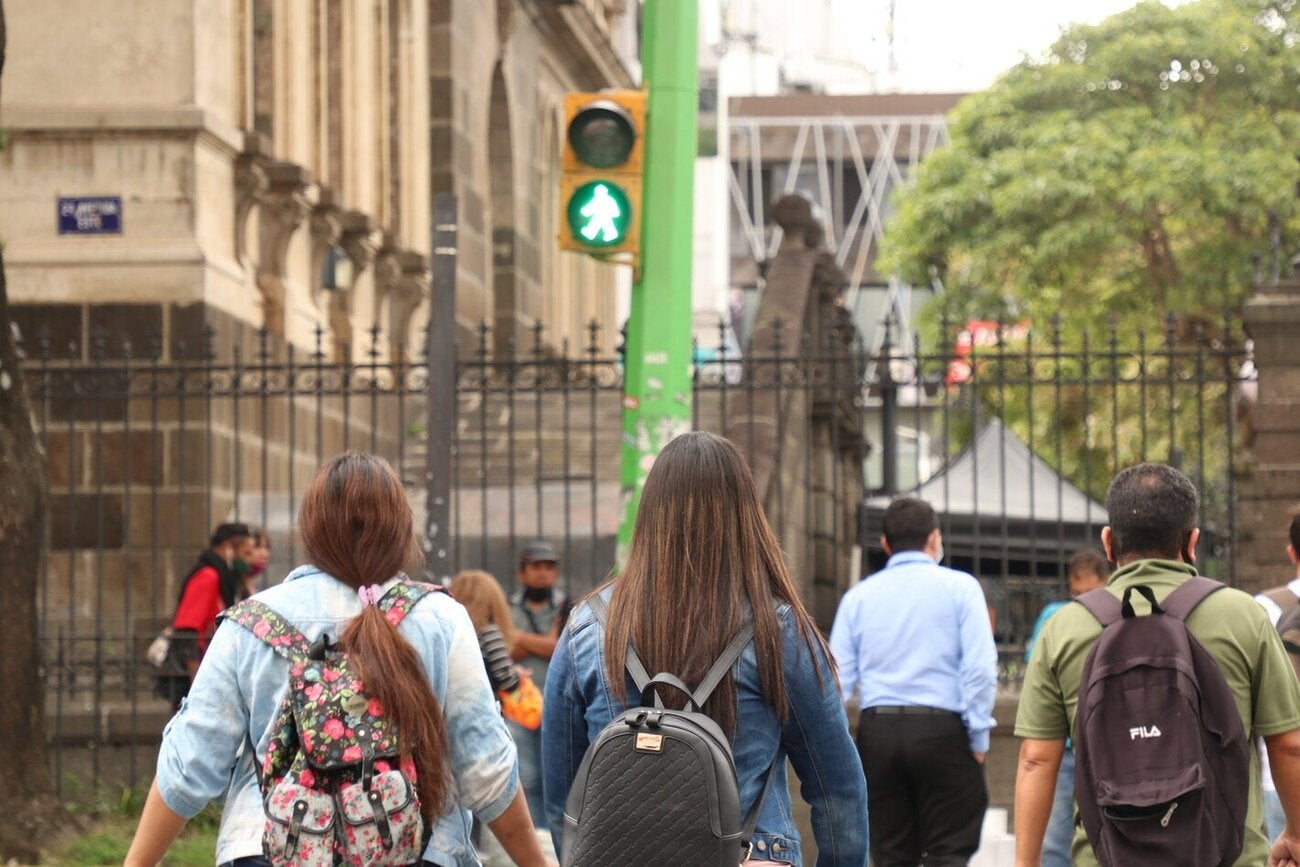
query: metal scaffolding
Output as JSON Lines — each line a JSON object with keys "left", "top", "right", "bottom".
{"left": 727, "top": 108, "right": 952, "bottom": 356}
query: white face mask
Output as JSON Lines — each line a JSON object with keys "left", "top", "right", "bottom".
{"left": 933, "top": 544, "right": 945, "bottom": 564}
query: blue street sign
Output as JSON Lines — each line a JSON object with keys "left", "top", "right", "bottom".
{"left": 58, "top": 197, "right": 123, "bottom": 235}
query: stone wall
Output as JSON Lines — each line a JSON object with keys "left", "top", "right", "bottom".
{"left": 15, "top": 301, "right": 409, "bottom": 641}
{"left": 1238, "top": 266, "right": 1300, "bottom": 592}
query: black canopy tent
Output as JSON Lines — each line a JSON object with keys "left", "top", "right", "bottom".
{"left": 862, "top": 418, "right": 1108, "bottom": 576}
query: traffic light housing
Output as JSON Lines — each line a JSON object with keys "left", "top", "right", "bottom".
{"left": 559, "top": 90, "right": 645, "bottom": 261}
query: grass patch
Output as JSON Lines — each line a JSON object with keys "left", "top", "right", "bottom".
{"left": 43, "top": 802, "right": 220, "bottom": 866}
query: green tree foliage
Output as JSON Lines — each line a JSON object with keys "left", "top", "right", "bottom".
{"left": 880, "top": 0, "right": 1291, "bottom": 530}
{"left": 948, "top": 325, "right": 1242, "bottom": 520}
{"left": 880, "top": 0, "right": 1299, "bottom": 337}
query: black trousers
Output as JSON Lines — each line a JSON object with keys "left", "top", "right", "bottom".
{"left": 857, "top": 708, "right": 988, "bottom": 867}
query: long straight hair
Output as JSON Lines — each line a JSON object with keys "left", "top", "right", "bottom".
{"left": 297, "top": 451, "right": 450, "bottom": 820}
{"left": 603, "top": 431, "right": 833, "bottom": 736}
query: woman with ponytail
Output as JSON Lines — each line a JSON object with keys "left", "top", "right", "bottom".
{"left": 127, "top": 451, "right": 552, "bottom": 867}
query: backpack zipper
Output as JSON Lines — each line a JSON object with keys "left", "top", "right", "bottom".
{"left": 1160, "top": 802, "right": 1178, "bottom": 827}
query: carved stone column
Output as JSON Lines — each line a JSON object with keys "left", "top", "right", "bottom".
{"left": 308, "top": 187, "right": 343, "bottom": 310}
{"left": 723, "top": 193, "right": 865, "bottom": 624}
{"left": 255, "top": 162, "right": 312, "bottom": 333}
{"left": 233, "top": 132, "right": 271, "bottom": 263}
{"left": 388, "top": 251, "right": 431, "bottom": 361}
{"left": 369, "top": 237, "right": 405, "bottom": 354}
{"left": 329, "top": 210, "right": 377, "bottom": 355}
{"left": 726, "top": 195, "right": 822, "bottom": 499}
{"left": 498, "top": 0, "right": 518, "bottom": 47}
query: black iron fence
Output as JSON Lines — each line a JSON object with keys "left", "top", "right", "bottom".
{"left": 24, "top": 311, "right": 1250, "bottom": 796}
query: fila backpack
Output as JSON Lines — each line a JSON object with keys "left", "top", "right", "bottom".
{"left": 560, "top": 595, "right": 775, "bottom": 867}
{"left": 1073, "top": 577, "right": 1249, "bottom": 867}
{"left": 223, "top": 581, "right": 438, "bottom": 866}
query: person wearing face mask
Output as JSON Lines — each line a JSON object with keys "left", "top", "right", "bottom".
{"left": 159, "top": 523, "right": 254, "bottom": 706}
{"left": 508, "top": 540, "right": 568, "bottom": 830}
{"left": 829, "top": 497, "right": 998, "bottom": 867}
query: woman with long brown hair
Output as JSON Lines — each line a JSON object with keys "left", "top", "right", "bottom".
{"left": 542, "top": 431, "right": 868, "bottom": 865}
{"left": 127, "top": 451, "right": 551, "bottom": 867}
{"left": 450, "top": 569, "right": 542, "bottom": 728}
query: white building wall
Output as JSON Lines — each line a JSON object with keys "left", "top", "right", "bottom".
{"left": 691, "top": 158, "right": 732, "bottom": 317}
{"left": 692, "top": 0, "right": 885, "bottom": 319}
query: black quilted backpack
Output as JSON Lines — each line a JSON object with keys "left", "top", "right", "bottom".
{"left": 561, "top": 595, "right": 775, "bottom": 867}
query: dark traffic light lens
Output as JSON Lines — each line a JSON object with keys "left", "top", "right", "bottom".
{"left": 567, "top": 102, "right": 636, "bottom": 169}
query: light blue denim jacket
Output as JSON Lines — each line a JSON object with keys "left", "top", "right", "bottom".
{"left": 541, "top": 589, "right": 869, "bottom": 866}
{"left": 155, "top": 566, "right": 519, "bottom": 866}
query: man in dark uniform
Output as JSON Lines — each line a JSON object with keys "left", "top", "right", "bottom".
{"left": 509, "top": 540, "right": 566, "bottom": 828}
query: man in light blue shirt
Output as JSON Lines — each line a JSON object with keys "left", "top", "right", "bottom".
{"left": 830, "top": 496, "right": 998, "bottom": 866}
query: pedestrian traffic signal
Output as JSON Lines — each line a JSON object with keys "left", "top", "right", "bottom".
{"left": 560, "top": 90, "right": 645, "bottom": 261}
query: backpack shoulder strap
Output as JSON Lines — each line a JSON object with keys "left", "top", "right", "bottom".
{"left": 589, "top": 593, "right": 756, "bottom": 710}
{"left": 588, "top": 593, "right": 652, "bottom": 693}
{"left": 1278, "top": 605, "right": 1300, "bottom": 650}
{"left": 691, "top": 621, "right": 755, "bottom": 707}
{"left": 222, "top": 600, "right": 313, "bottom": 663}
{"left": 1075, "top": 587, "right": 1123, "bottom": 627}
{"left": 694, "top": 619, "right": 764, "bottom": 857}
{"left": 1160, "top": 576, "right": 1225, "bottom": 622}
{"left": 1263, "top": 586, "right": 1300, "bottom": 616}
{"left": 587, "top": 591, "right": 609, "bottom": 626}
{"left": 376, "top": 579, "right": 442, "bottom": 626}
{"left": 742, "top": 761, "right": 779, "bottom": 860}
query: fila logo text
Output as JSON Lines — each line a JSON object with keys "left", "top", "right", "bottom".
{"left": 1129, "top": 725, "right": 1163, "bottom": 740}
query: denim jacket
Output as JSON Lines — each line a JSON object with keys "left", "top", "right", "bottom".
{"left": 155, "top": 566, "right": 519, "bottom": 866}
{"left": 541, "top": 589, "right": 869, "bottom": 866}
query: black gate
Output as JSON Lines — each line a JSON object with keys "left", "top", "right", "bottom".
{"left": 24, "top": 311, "right": 1249, "bottom": 798}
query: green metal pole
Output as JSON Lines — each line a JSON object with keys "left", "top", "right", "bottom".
{"left": 617, "top": 0, "right": 698, "bottom": 556}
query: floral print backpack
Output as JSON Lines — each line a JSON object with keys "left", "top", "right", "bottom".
{"left": 223, "top": 581, "right": 438, "bottom": 866}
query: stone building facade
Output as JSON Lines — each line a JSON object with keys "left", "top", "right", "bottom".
{"left": 1, "top": 0, "right": 633, "bottom": 358}
{"left": 0, "top": 0, "right": 640, "bottom": 739}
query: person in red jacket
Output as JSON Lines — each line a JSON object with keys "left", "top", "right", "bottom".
{"left": 158, "top": 523, "right": 254, "bottom": 706}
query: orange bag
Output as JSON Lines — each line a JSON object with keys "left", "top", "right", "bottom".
{"left": 498, "top": 670, "right": 542, "bottom": 730}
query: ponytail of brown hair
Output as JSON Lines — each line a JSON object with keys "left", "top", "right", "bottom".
{"left": 298, "top": 451, "right": 451, "bottom": 821}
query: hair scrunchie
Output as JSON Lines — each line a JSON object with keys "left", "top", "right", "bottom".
{"left": 358, "top": 584, "right": 384, "bottom": 607}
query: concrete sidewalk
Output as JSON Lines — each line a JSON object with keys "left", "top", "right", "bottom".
{"left": 970, "top": 806, "right": 1016, "bottom": 866}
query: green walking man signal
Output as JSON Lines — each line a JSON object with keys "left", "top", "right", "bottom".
{"left": 569, "top": 182, "right": 631, "bottom": 246}
{"left": 559, "top": 90, "right": 645, "bottom": 264}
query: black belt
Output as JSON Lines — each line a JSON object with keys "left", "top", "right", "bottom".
{"left": 864, "top": 705, "right": 959, "bottom": 718}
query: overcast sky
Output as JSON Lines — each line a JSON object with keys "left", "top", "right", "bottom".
{"left": 864, "top": 0, "right": 1177, "bottom": 91}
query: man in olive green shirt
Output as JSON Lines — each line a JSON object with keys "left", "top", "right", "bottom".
{"left": 1014, "top": 463, "right": 1300, "bottom": 867}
